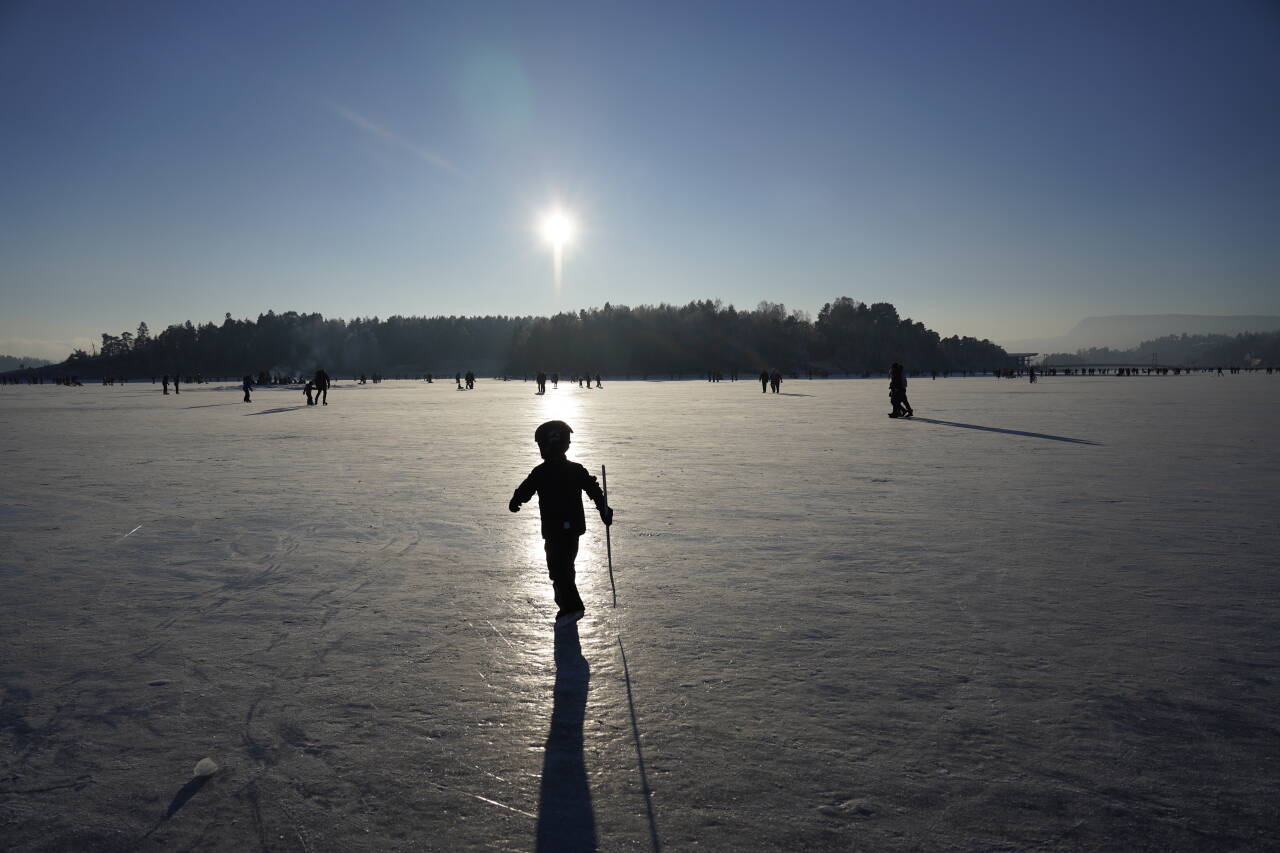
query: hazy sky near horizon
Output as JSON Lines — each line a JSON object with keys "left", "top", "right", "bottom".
{"left": 3, "top": 0, "right": 1279, "bottom": 360}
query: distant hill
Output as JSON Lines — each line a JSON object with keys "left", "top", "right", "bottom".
{"left": 0, "top": 354, "right": 53, "bottom": 371}
{"left": 1003, "top": 314, "right": 1280, "bottom": 354}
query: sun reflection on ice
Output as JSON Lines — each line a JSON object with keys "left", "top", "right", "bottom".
{"left": 536, "top": 386, "right": 581, "bottom": 427}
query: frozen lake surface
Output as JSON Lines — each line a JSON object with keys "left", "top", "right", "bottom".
{"left": 1, "top": 375, "right": 1278, "bottom": 851}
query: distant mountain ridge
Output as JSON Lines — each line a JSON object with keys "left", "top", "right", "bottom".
{"left": 1003, "top": 314, "right": 1280, "bottom": 353}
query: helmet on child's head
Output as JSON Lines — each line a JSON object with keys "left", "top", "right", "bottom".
{"left": 534, "top": 420, "right": 573, "bottom": 453}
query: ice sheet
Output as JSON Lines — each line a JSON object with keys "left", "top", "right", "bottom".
{"left": 1, "top": 374, "right": 1277, "bottom": 850}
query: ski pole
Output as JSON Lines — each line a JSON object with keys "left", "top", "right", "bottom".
{"left": 603, "top": 464, "right": 616, "bottom": 606}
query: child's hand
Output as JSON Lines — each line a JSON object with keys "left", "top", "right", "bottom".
{"left": 599, "top": 505, "right": 613, "bottom": 526}
{"left": 508, "top": 499, "right": 521, "bottom": 513}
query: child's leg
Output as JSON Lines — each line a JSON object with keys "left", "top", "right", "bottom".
{"left": 544, "top": 536, "right": 585, "bottom": 615}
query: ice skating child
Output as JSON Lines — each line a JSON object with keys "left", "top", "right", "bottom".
{"left": 304, "top": 380, "right": 315, "bottom": 405}
{"left": 888, "top": 362, "right": 913, "bottom": 418}
{"left": 509, "top": 420, "right": 613, "bottom": 625}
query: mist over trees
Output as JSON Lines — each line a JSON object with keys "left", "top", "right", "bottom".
{"left": 0, "top": 354, "right": 53, "bottom": 371}
{"left": 48, "top": 299, "right": 1013, "bottom": 378}
{"left": 1041, "top": 330, "right": 1280, "bottom": 368}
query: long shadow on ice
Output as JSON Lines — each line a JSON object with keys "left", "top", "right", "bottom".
{"left": 245, "top": 406, "right": 308, "bottom": 416}
{"left": 909, "top": 417, "right": 1101, "bottom": 445}
{"left": 536, "top": 622, "right": 596, "bottom": 852}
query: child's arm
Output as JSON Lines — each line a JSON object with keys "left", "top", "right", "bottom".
{"left": 509, "top": 471, "right": 537, "bottom": 513}
{"left": 581, "top": 468, "right": 613, "bottom": 525}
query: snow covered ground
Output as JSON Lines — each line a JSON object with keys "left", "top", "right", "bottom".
{"left": 1, "top": 374, "right": 1277, "bottom": 851}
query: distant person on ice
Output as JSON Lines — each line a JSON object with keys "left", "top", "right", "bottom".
{"left": 509, "top": 420, "right": 613, "bottom": 625}
{"left": 314, "top": 368, "right": 330, "bottom": 404}
{"left": 759, "top": 370, "right": 769, "bottom": 393}
{"left": 888, "top": 362, "right": 913, "bottom": 418}
{"left": 162, "top": 374, "right": 170, "bottom": 395}
{"left": 304, "top": 380, "right": 315, "bottom": 406}
{"left": 242, "top": 374, "right": 252, "bottom": 403}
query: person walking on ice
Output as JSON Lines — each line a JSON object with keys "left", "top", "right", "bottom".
{"left": 509, "top": 420, "right": 613, "bottom": 625}
{"left": 888, "top": 362, "right": 913, "bottom": 418}
{"left": 242, "top": 374, "right": 253, "bottom": 403}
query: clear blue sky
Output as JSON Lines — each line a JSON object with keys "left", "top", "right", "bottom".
{"left": 3, "top": 0, "right": 1278, "bottom": 359}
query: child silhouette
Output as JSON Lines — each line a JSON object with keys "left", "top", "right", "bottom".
{"left": 509, "top": 420, "right": 613, "bottom": 624}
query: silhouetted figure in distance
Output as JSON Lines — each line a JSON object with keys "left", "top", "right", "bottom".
{"left": 888, "top": 362, "right": 913, "bottom": 418}
{"left": 759, "top": 370, "right": 769, "bottom": 393}
{"left": 509, "top": 420, "right": 613, "bottom": 625}
{"left": 314, "top": 368, "right": 330, "bottom": 404}
{"left": 304, "top": 380, "right": 315, "bottom": 405}
{"left": 242, "top": 375, "right": 252, "bottom": 403}
{"left": 162, "top": 374, "right": 170, "bottom": 395}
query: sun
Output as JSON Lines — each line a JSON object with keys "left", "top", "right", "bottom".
{"left": 538, "top": 209, "right": 577, "bottom": 251}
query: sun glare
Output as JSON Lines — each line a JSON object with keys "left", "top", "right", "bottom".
{"left": 539, "top": 209, "right": 577, "bottom": 250}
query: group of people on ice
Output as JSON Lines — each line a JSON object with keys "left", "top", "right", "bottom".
{"left": 759, "top": 370, "right": 783, "bottom": 393}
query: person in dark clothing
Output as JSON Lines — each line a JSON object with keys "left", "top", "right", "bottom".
{"left": 314, "top": 369, "right": 330, "bottom": 404}
{"left": 888, "top": 362, "right": 913, "bottom": 418}
{"left": 509, "top": 420, "right": 613, "bottom": 624}
{"left": 304, "top": 380, "right": 315, "bottom": 405}
{"left": 242, "top": 375, "right": 253, "bottom": 403}
{"left": 770, "top": 370, "right": 782, "bottom": 393}
{"left": 759, "top": 370, "right": 769, "bottom": 393}
{"left": 162, "top": 374, "right": 170, "bottom": 395}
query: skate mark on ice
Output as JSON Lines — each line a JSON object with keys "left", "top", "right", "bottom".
{"left": 133, "top": 640, "right": 165, "bottom": 662}
{"left": 428, "top": 780, "right": 536, "bottom": 819}
{"left": 245, "top": 781, "right": 273, "bottom": 850}
{"left": 618, "top": 635, "right": 663, "bottom": 852}
{"left": 909, "top": 418, "right": 1101, "bottom": 445}
{"left": 483, "top": 620, "right": 521, "bottom": 654}
{"left": 242, "top": 694, "right": 280, "bottom": 765}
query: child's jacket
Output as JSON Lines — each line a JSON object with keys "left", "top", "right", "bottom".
{"left": 512, "top": 458, "right": 604, "bottom": 539}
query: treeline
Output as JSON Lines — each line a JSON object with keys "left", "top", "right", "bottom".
{"left": 1043, "top": 329, "right": 1280, "bottom": 367}
{"left": 48, "top": 298, "right": 1013, "bottom": 378}
{"left": 0, "top": 350, "right": 52, "bottom": 368}
{"left": 0, "top": 354, "right": 53, "bottom": 371}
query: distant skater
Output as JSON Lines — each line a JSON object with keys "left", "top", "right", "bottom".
{"left": 242, "top": 374, "right": 252, "bottom": 403}
{"left": 509, "top": 420, "right": 613, "bottom": 625}
{"left": 759, "top": 370, "right": 769, "bottom": 393}
{"left": 770, "top": 370, "right": 782, "bottom": 393}
{"left": 173, "top": 376, "right": 180, "bottom": 395}
{"left": 314, "top": 368, "right": 330, "bottom": 404}
{"left": 888, "top": 362, "right": 913, "bottom": 418}
{"left": 304, "top": 380, "right": 315, "bottom": 405}
{"left": 162, "top": 374, "right": 170, "bottom": 395}
{"left": 594, "top": 373, "right": 602, "bottom": 388}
